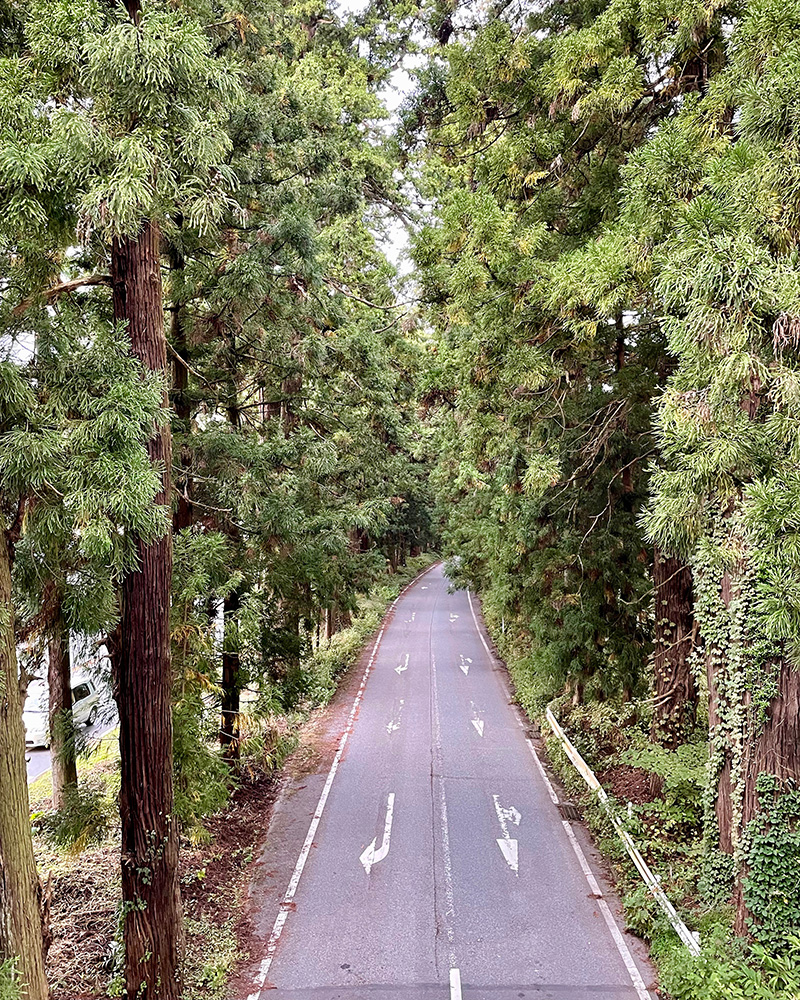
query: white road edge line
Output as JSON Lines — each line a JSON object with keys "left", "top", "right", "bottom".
{"left": 449, "top": 967, "right": 462, "bottom": 1000}
{"left": 526, "top": 736, "right": 652, "bottom": 998}
{"left": 466, "top": 590, "right": 493, "bottom": 658}
{"left": 561, "top": 820, "right": 653, "bottom": 1000}
{"left": 526, "top": 738, "right": 559, "bottom": 805}
{"left": 246, "top": 563, "right": 438, "bottom": 1000}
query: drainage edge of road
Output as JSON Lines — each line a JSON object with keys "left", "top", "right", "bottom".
{"left": 544, "top": 706, "right": 702, "bottom": 957}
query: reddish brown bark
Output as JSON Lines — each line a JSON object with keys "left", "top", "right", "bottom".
{"left": 650, "top": 548, "right": 697, "bottom": 749}
{"left": 734, "top": 658, "right": 800, "bottom": 935}
{"left": 709, "top": 560, "right": 800, "bottom": 934}
{"left": 220, "top": 588, "right": 241, "bottom": 760}
{"left": 168, "top": 237, "right": 192, "bottom": 536}
{"left": 48, "top": 602, "right": 77, "bottom": 812}
{"left": 706, "top": 646, "right": 734, "bottom": 853}
{"left": 110, "top": 219, "right": 183, "bottom": 1000}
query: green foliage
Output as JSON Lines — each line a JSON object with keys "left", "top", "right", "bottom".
{"left": 0, "top": 961, "right": 20, "bottom": 1000}
{"left": 623, "top": 885, "right": 665, "bottom": 941}
{"left": 36, "top": 781, "right": 111, "bottom": 854}
{"left": 624, "top": 739, "right": 707, "bottom": 837}
{"left": 743, "top": 775, "right": 800, "bottom": 948}
{"left": 657, "top": 929, "right": 800, "bottom": 1000}
{"left": 699, "top": 851, "right": 737, "bottom": 909}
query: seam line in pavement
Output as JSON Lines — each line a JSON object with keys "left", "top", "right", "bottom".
{"left": 246, "top": 563, "right": 437, "bottom": 1000}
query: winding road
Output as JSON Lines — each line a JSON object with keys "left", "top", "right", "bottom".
{"left": 242, "top": 564, "right": 656, "bottom": 1000}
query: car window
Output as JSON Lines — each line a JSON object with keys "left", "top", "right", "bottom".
{"left": 72, "top": 683, "right": 91, "bottom": 703}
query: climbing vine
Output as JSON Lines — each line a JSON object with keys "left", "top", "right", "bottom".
{"left": 743, "top": 775, "right": 800, "bottom": 948}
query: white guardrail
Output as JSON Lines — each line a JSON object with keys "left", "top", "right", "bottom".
{"left": 545, "top": 707, "right": 702, "bottom": 956}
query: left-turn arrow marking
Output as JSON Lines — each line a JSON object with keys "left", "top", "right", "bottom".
{"left": 360, "top": 793, "right": 396, "bottom": 874}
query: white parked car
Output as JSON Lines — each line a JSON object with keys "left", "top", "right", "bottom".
{"left": 23, "top": 677, "right": 101, "bottom": 749}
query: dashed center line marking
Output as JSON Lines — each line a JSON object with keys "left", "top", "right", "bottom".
{"left": 432, "top": 655, "right": 457, "bottom": 969}
{"left": 449, "top": 967, "right": 462, "bottom": 1000}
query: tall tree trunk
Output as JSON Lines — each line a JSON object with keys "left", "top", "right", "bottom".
{"left": 110, "top": 220, "right": 183, "bottom": 1000}
{"left": 650, "top": 548, "right": 697, "bottom": 748}
{"left": 732, "top": 657, "right": 800, "bottom": 935}
{"left": 702, "top": 548, "right": 800, "bottom": 934}
{"left": 0, "top": 525, "right": 48, "bottom": 1000}
{"left": 48, "top": 602, "right": 77, "bottom": 812}
{"left": 220, "top": 588, "right": 241, "bottom": 761}
{"left": 168, "top": 234, "right": 192, "bottom": 536}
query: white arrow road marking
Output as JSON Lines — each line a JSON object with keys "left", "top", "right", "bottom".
{"left": 493, "top": 794, "right": 521, "bottom": 874}
{"left": 395, "top": 653, "right": 409, "bottom": 675}
{"left": 421, "top": 585, "right": 428, "bottom": 589}
{"left": 497, "top": 837, "right": 519, "bottom": 872}
{"left": 458, "top": 655, "right": 472, "bottom": 676}
{"left": 386, "top": 699, "right": 405, "bottom": 735}
{"left": 449, "top": 613, "right": 459, "bottom": 622}
{"left": 404, "top": 611, "right": 416, "bottom": 623}
{"left": 470, "top": 700, "right": 484, "bottom": 737}
{"left": 360, "top": 792, "right": 396, "bottom": 874}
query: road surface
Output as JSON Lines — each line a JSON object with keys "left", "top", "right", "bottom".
{"left": 242, "top": 564, "right": 656, "bottom": 1000}
{"left": 26, "top": 705, "right": 117, "bottom": 784}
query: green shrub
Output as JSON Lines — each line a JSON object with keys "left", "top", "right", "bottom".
{"left": 656, "top": 928, "right": 800, "bottom": 1000}
{"left": 238, "top": 718, "right": 299, "bottom": 776}
{"left": 37, "top": 781, "right": 111, "bottom": 853}
{"left": 0, "top": 961, "right": 20, "bottom": 1000}
{"left": 173, "top": 695, "right": 232, "bottom": 843}
{"left": 623, "top": 885, "right": 665, "bottom": 941}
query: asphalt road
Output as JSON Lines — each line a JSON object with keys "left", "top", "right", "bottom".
{"left": 243, "top": 564, "right": 656, "bottom": 1000}
{"left": 26, "top": 705, "right": 117, "bottom": 784}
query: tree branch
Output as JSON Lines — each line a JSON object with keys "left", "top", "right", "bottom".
{"left": 12, "top": 274, "right": 113, "bottom": 317}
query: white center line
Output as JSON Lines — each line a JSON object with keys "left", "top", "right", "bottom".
{"left": 432, "top": 654, "right": 458, "bottom": 970}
